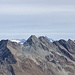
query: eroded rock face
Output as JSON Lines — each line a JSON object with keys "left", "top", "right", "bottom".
{"left": 0, "top": 40, "right": 17, "bottom": 63}
{"left": 24, "top": 35, "right": 39, "bottom": 46}
{"left": 0, "top": 35, "right": 75, "bottom": 75}
{"left": 0, "top": 40, "right": 16, "bottom": 75}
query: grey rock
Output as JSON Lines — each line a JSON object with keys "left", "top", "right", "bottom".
{"left": 0, "top": 35, "right": 75, "bottom": 75}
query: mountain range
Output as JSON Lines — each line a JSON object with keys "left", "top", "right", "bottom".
{"left": 0, "top": 35, "right": 75, "bottom": 75}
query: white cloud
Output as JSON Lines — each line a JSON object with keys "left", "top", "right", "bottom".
{"left": 0, "top": 0, "right": 75, "bottom": 40}
{"left": 0, "top": 4, "right": 75, "bottom": 15}
{"left": 0, "top": 0, "right": 75, "bottom": 6}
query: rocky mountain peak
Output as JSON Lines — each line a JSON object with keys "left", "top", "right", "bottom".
{"left": 59, "top": 39, "right": 67, "bottom": 43}
{"left": 24, "top": 35, "right": 39, "bottom": 46}
{"left": 67, "top": 39, "right": 74, "bottom": 43}
{"left": 39, "top": 36, "right": 51, "bottom": 44}
{"left": 0, "top": 40, "right": 17, "bottom": 64}
{"left": 39, "top": 36, "right": 48, "bottom": 41}
{"left": 0, "top": 40, "right": 10, "bottom": 47}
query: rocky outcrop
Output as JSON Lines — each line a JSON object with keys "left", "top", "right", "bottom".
{"left": 0, "top": 40, "right": 17, "bottom": 75}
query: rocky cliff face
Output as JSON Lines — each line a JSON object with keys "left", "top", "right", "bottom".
{"left": 0, "top": 35, "right": 75, "bottom": 75}
{"left": 0, "top": 40, "right": 17, "bottom": 75}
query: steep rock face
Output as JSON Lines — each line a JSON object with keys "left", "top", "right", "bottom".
{"left": 39, "top": 36, "right": 54, "bottom": 51}
{"left": 57, "top": 39, "right": 75, "bottom": 54}
{"left": 67, "top": 39, "right": 75, "bottom": 54}
{"left": 53, "top": 40, "right": 74, "bottom": 60}
{"left": 23, "top": 35, "right": 55, "bottom": 53}
{"left": 0, "top": 40, "right": 17, "bottom": 63}
{"left": 22, "top": 36, "right": 75, "bottom": 75}
{"left": 12, "top": 58, "right": 60, "bottom": 75}
{"left": 0, "top": 40, "right": 17, "bottom": 75}
{"left": 24, "top": 35, "right": 39, "bottom": 46}
{"left": 23, "top": 35, "right": 51, "bottom": 59}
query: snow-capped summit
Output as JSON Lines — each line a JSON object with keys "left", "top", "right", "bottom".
{"left": 11, "top": 39, "right": 26, "bottom": 44}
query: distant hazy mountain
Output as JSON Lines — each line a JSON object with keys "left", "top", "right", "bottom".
{"left": 0, "top": 35, "right": 75, "bottom": 75}
{"left": 11, "top": 39, "right": 26, "bottom": 44}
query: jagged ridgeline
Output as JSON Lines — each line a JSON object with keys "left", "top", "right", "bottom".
{"left": 0, "top": 35, "right": 75, "bottom": 75}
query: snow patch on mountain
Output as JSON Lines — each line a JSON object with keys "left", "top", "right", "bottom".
{"left": 11, "top": 39, "right": 26, "bottom": 44}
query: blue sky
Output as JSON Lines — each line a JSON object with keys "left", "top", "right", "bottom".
{"left": 0, "top": 0, "right": 75, "bottom": 40}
